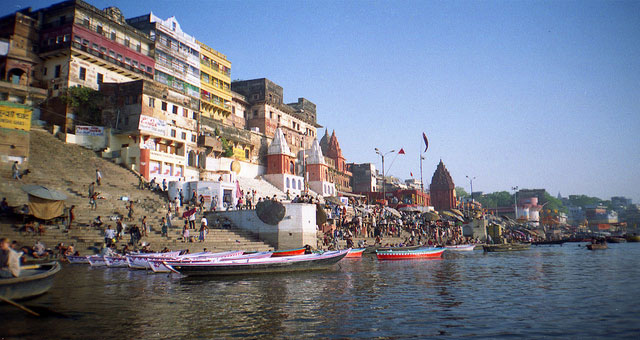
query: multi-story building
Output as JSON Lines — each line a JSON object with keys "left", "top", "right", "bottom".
{"left": 348, "top": 162, "right": 377, "bottom": 193}
{"left": 306, "top": 138, "right": 336, "bottom": 196}
{"left": 35, "top": 0, "right": 154, "bottom": 129}
{"left": 197, "top": 40, "right": 231, "bottom": 122}
{"left": 100, "top": 79, "right": 201, "bottom": 182}
{"left": 231, "top": 78, "right": 319, "bottom": 155}
{"left": 229, "top": 90, "right": 248, "bottom": 130}
{"left": 127, "top": 13, "right": 200, "bottom": 98}
{"left": 319, "top": 129, "right": 352, "bottom": 193}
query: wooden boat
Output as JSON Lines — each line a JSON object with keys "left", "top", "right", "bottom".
{"left": 587, "top": 243, "right": 608, "bottom": 250}
{"left": 126, "top": 251, "right": 184, "bottom": 269}
{"left": 376, "top": 247, "right": 445, "bottom": 260}
{"left": 66, "top": 255, "right": 89, "bottom": 264}
{"left": 483, "top": 243, "right": 531, "bottom": 252}
{"left": 606, "top": 237, "right": 626, "bottom": 243}
{"left": 363, "top": 244, "right": 424, "bottom": 254}
{"left": 445, "top": 244, "right": 476, "bottom": 251}
{"left": 271, "top": 247, "right": 306, "bottom": 257}
{"left": 0, "top": 262, "right": 61, "bottom": 300}
{"left": 149, "top": 251, "right": 260, "bottom": 273}
{"left": 626, "top": 235, "right": 640, "bottom": 242}
{"left": 167, "top": 249, "right": 350, "bottom": 276}
{"left": 345, "top": 248, "right": 366, "bottom": 258}
{"left": 532, "top": 240, "right": 566, "bottom": 246}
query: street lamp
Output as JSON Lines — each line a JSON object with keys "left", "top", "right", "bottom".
{"left": 512, "top": 186, "right": 519, "bottom": 222}
{"left": 466, "top": 175, "right": 476, "bottom": 215}
{"left": 375, "top": 148, "right": 395, "bottom": 206}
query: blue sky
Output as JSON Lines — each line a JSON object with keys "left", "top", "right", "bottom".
{"left": 6, "top": 0, "right": 640, "bottom": 202}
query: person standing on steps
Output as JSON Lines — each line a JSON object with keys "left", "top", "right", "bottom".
{"left": 96, "top": 169, "right": 102, "bottom": 186}
{"left": 127, "top": 201, "right": 134, "bottom": 221}
{"left": 162, "top": 178, "right": 167, "bottom": 192}
{"left": 199, "top": 221, "right": 208, "bottom": 242}
{"left": 116, "top": 217, "right": 123, "bottom": 240}
{"left": 89, "top": 192, "right": 97, "bottom": 210}
{"left": 12, "top": 161, "right": 20, "bottom": 180}
{"left": 161, "top": 217, "right": 168, "bottom": 238}
{"left": 88, "top": 182, "right": 95, "bottom": 199}
{"left": 141, "top": 216, "right": 148, "bottom": 237}
{"left": 68, "top": 205, "right": 75, "bottom": 230}
{"left": 188, "top": 207, "right": 196, "bottom": 229}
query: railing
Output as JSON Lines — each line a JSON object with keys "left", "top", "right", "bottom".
{"left": 72, "top": 42, "right": 153, "bottom": 79}
{"left": 73, "top": 19, "right": 153, "bottom": 57}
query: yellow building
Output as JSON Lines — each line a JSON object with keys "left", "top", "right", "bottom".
{"left": 197, "top": 41, "right": 232, "bottom": 122}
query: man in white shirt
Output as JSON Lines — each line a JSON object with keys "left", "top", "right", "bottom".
{"left": 0, "top": 238, "right": 20, "bottom": 277}
{"left": 201, "top": 216, "right": 208, "bottom": 227}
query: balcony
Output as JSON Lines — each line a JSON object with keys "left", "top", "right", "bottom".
{"left": 71, "top": 42, "right": 153, "bottom": 79}
{"left": 197, "top": 135, "right": 223, "bottom": 152}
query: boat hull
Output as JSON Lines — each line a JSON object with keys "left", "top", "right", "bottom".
{"left": 376, "top": 248, "right": 445, "bottom": 260}
{"left": 587, "top": 243, "right": 608, "bottom": 250}
{"left": 483, "top": 244, "right": 531, "bottom": 252}
{"left": 66, "top": 255, "right": 89, "bottom": 264}
{"left": 626, "top": 235, "right": 640, "bottom": 242}
{"left": 0, "top": 262, "right": 61, "bottom": 300}
{"left": 345, "top": 248, "right": 366, "bottom": 258}
{"left": 445, "top": 244, "right": 476, "bottom": 251}
{"left": 170, "top": 250, "right": 349, "bottom": 276}
{"left": 87, "top": 256, "right": 107, "bottom": 267}
{"left": 271, "top": 247, "right": 306, "bottom": 257}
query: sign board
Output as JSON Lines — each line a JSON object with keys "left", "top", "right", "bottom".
{"left": 75, "top": 125, "right": 104, "bottom": 136}
{"left": 138, "top": 115, "right": 167, "bottom": 136}
{"left": 0, "top": 104, "right": 32, "bottom": 131}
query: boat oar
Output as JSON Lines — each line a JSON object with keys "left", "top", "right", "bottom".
{"left": 0, "top": 295, "right": 40, "bottom": 317}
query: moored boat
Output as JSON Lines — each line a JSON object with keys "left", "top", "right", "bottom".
{"left": 271, "top": 247, "right": 306, "bottom": 257}
{"left": 167, "top": 249, "right": 350, "bottom": 276}
{"left": 483, "top": 243, "right": 531, "bottom": 252}
{"left": 87, "top": 256, "right": 107, "bottom": 267}
{"left": 0, "top": 262, "right": 61, "bottom": 300}
{"left": 148, "top": 251, "right": 246, "bottom": 273}
{"left": 66, "top": 255, "right": 89, "bottom": 264}
{"left": 104, "top": 256, "right": 129, "bottom": 268}
{"left": 606, "top": 237, "right": 626, "bottom": 243}
{"left": 376, "top": 247, "right": 445, "bottom": 260}
{"left": 587, "top": 242, "right": 608, "bottom": 250}
{"left": 445, "top": 244, "right": 476, "bottom": 251}
{"left": 345, "top": 248, "right": 366, "bottom": 258}
{"left": 626, "top": 235, "right": 640, "bottom": 242}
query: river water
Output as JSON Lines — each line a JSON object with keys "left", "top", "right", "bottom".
{"left": 2, "top": 243, "right": 640, "bottom": 339}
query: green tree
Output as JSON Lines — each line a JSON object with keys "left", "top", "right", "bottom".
{"left": 455, "top": 186, "right": 468, "bottom": 198}
{"left": 220, "top": 137, "right": 234, "bottom": 157}
{"left": 567, "top": 195, "right": 604, "bottom": 209}
{"left": 477, "top": 191, "right": 514, "bottom": 208}
{"left": 62, "top": 86, "right": 104, "bottom": 126}
{"left": 540, "top": 191, "right": 567, "bottom": 213}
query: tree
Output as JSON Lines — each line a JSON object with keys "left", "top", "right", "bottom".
{"left": 540, "top": 191, "right": 567, "bottom": 213}
{"left": 455, "top": 186, "right": 468, "bottom": 198}
{"left": 477, "top": 191, "right": 513, "bottom": 208}
{"left": 62, "top": 86, "right": 104, "bottom": 126}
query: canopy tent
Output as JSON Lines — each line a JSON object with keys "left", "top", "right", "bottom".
{"left": 421, "top": 211, "right": 440, "bottom": 221}
{"left": 441, "top": 211, "right": 465, "bottom": 222}
{"left": 450, "top": 208, "right": 464, "bottom": 217}
{"left": 21, "top": 185, "right": 67, "bottom": 220}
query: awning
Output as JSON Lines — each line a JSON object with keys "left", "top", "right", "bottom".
{"left": 22, "top": 185, "right": 67, "bottom": 201}
{"left": 338, "top": 191, "right": 365, "bottom": 198}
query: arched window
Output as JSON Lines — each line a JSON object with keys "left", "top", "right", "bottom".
{"left": 187, "top": 150, "right": 196, "bottom": 167}
{"left": 289, "top": 161, "right": 295, "bottom": 174}
{"left": 286, "top": 178, "right": 290, "bottom": 188}
{"left": 292, "top": 179, "right": 296, "bottom": 189}
{"left": 198, "top": 152, "right": 206, "bottom": 169}
{"left": 298, "top": 180, "right": 302, "bottom": 190}
{"left": 244, "top": 149, "right": 249, "bottom": 159}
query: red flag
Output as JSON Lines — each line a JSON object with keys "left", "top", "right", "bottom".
{"left": 410, "top": 172, "right": 413, "bottom": 177}
{"left": 423, "top": 133, "right": 429, "bottom": 152}
{"left": 398, "top": 148, "right": 405, "bottom": 155}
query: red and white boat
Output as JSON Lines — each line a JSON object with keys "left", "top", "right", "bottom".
{"left": 271, "top": 247, "right": 306, "bottom": 257}
{"left": 376, "top": 247, "right": 445, "bottom": 260}
{"left": 345, "top": 248, "right": 366, "bottom": 258}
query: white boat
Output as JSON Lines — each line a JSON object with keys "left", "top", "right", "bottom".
{"left": 104, "top": 256, "right": 129, "bottom": 268}
{"left": 126, "top": 251, "right": 182, "bottom": 270}
{"left": 87, "top": 256, "right": 107, "bottom": 267}
{"left": 148, "top": 251, "right": 245, "bottom": 273}
{"left": 66, "top": 255, "right": 89, "bottom": 264}
{"left": 444, "top": 244, "right": 476, "bottom": 251}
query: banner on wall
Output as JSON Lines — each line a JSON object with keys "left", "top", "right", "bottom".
{"left": 150, "top": 161, "right": 161, "bottom": 175}
{"left": 75, "top": 126, "right": 104, "bottom": 136}
{"left": 138, "top": 115, "right": 167, "bottom": 136}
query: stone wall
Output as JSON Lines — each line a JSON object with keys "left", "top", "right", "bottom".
{"left": 209, "top": 203, "right": 317, "bottom": 250}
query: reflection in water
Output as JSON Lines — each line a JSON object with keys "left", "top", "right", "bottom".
{"left": 2, "top": 244, "right": 640, "bottom": 339}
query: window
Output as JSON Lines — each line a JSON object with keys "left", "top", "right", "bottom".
{"left": 109, "top": 50, "right": 116, "bottom": 58}
{"left": 97, "top": 73, "right": 103, "bottom": 84}
{"left": 79, "top": 67, "right": 86, "bottom": 80}
{"left": 43, "top": 67, "right": 47, "bottom": 76}
{"left": 92, "top": 43, "right": 99, "bottom": 50}
{"left": 110, "top": 32, "right": 116, "bottom": 40}
{"left": 253, "top": 110, "right": 257, "bottom": 117}
{"left": 132, "top": 60, "right": 138, "bottom": 68}
{"left": 245, "top": 149, "right": 249, "bottom": 159}
{"left": 117, "top": 54, "right": 123, "bottom": 61}
{"left": 124, "top": 38, "right": 130, "bottom": 47}
{"left": 172, "top": 105, "right": 178, "bottom": 114}
{"left": 170, "top": 129, "right": 176, "bottom": 138}
{"left": 192, "top": 111, "right": 197, "bottom": 119}
{"left": 96, "top": 25, "right": 103, "bottom": 34}
{"left": 125, "top": 57, "right": 131, "bottom": 65}
{"left": 54, "top": 65, "right": 61, "bottom": 78}
{"left": 148, "top": 98, "right": 155, "bottom": 108}
{"left": 60, "top": 16, "right": 65, "bottom": 25}
{"left": 63, "top": 34, "right": 70, "bottom": 42}
{"left": 83, "top": 18, "right": 89, "bottom": 27}
{"left": 136, "top": 44, "right": 141, "bottom": 52}
{"left": 181, "top": 132, "right": 186, "bottom": 140}
{"left": 269, "top": 111, "right": 273, "bottom": 119}
{"left": 183, "top": 108, "right": 188, "bottom": 117}
{"left": 161, "top": 102, "right": 167, "bottom": 111}
{"left": 82, "top": 39, "right": 89, "bottom": 46}
{"left": 191, "top": 135, "right": 196, "bottom": 143}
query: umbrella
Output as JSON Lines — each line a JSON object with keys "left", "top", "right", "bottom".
{"left": 398, "top": 206, "right": 422, "bottom": 212}
{"left": 450, "top": 208, "right": 464, "bottom": 217}
{"left": 441, "top": 210, "right": 464, "bottom": 222}
{"left": 21, "top": 185, "right": 67, "bottom": 201}
{"left": 421, "top": 211, "right": 440, "bottom": 221}
{"left": 384, "top": 206, "right": 402, "bottom": 218}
